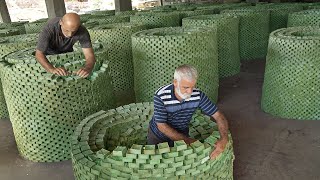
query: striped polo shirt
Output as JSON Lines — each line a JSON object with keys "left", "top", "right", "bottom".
{"left": 149, "top": 84, "right": 218, "bottom": 142}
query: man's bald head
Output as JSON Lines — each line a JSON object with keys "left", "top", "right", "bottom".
{"left": 60, "top": 13, "right": 81, "bottom": 38}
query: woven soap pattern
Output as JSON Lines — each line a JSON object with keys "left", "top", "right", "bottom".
{"left": 86, "top": 15, "right": 130, "bottom": 26}
{"left": 0, "top": 22, "right": 27, "bottom": 34}
{"left": 261, "top": 27, "right": 320, "bottom": 120}
{"left": 91, "top": 10, "right": 116, "bottom": 15}
{"left": 222, "top": 8, "right": 270, "bottom": 60}
{"left": 178, "top": 9, "right": 215, "bottom": 19}
{"left": 0, "top": 44, "right": 115, "bottom": 162}
{"left": 130, "top": 13, "right": 181, "bottom": 29}
{"left": 0, "top": 29, "right": 20, "bottom": 37}
{"left": 287, "top": 10, "right": 320, "bottom": 27}
{"left": 0, "top": 34, "right": 38, "bottom": 119}
{"left": 182, "top": 15, "right": 240, "bottom": 78}
{"left": 89, "top": 23, "right": 146, "bottom": 106}
{"left": 254, "top": 4, "right": 303, "bottom": 32}
{"left": 115, "top": 10, "right": 137, "bottom": 16}
{"left": 25, "top": 18, "right": 48, "bottom": 34}
{"left": 132, "top": 27, "right": 219, "bottom": 103}
{"left": 71, "top": 103, "right": 234, "bottom": 179}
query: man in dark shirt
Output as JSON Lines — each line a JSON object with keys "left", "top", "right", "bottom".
{"left": 148, "top": 65, "right": 230, "bottom": 159}
{"left": 35, "top": 13, "right": 95, "bottom": 78}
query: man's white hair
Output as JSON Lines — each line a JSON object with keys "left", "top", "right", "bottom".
{"left": 174, "top": 64, "right": 198, "bottom": 82}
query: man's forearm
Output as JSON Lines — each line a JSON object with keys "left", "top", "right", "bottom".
{"left": 157, "top": 123, "right": 189, "bottom": 141}
{"left": 83, "top": 48, "right": 96, "bottom": 70}
{"left": 35, "top": 50, "right": 54, "bottom": 72}
{"left": 212, "top": 111, "right": 229, "bottom": 141}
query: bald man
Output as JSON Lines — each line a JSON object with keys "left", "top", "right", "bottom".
{"left": 35, "top": 13, "right": 95, "bottom": 78}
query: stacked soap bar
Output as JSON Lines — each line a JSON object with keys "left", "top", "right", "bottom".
{"left": 71, "top": 103, "right": 234, "bottom": 179}
{"left": 0, "top": 44, "right": 115, "bottom": 162}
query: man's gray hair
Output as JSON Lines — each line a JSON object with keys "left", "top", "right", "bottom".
{"left": 174, "top": 64, "right": 198, "bottom": 82}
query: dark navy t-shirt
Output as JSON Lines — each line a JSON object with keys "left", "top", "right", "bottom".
{"left": 149, "top": 84, "right": 218, "bottom": 142}
{"left": 36, "top": 17, "right": 92, "bottom": 55}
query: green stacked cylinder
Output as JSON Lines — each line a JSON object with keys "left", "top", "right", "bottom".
{"left": 90, "top": 10, "right": 115, "bottom": 15}
{"left": 261, "top": 27, "right": 320, "bottom": 120}
{"left": 178, "top": 9, "right": 216, "bottom": 19}
{"left": 86, "top": 15, "right": 130, "bottom": 25}
{"left": 71, "top": 103, "right": 234, "bottom": 179}
{"left": 88, "top": 23, "right": 146, "bottom": 106}
{"left": 0, "top": 44, "right": 115, "bottom": 162}
{"left": 182, "top": 15, "right": 240, "bottom": 78}
{"left": 0, "top": 34, "right": 38, "bottom": 119}
{"left": 115, "top": 10, "right": 137, "bottom": 16}
{"left": 287, "top": 10, "right": 320, "bottom": 27}
{"left": 24, "top": 18, "right": 48, "bottom": 34}
{"left": 130, "top": 13, "right": 181, "bottom": 29}
{"left": 0, "top": 29, "right": 20, "bottom": 37}
{"left": 132, "top": 27, "right": 218, "bottom": 103}
{"left": 255, "top": 4, "right": 303, "bottom": 32}
{"left": 222, "top": 8, "right": 270, "bottom": 60}
{"left": 0, "top": 22, "right": 27, "bottom": 34}
{"left": 196, "top": 3, "right": 249, "bottom": 13}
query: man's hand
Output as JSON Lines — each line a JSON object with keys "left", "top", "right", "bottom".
{"left": 75, "top": 67, "right": 92, "bottom": 78}
{"left": 210, "top": 139, "right": 228, "bottom": 160}
{"left": 48, "top": 67, "right": 69, "bottom": 76}
{"left": 184, "top": 137, "right": 197, "bottom": 145}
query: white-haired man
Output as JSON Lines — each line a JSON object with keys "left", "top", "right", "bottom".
{"left": 147, "top": 64, "right": 229, "bottom": 159}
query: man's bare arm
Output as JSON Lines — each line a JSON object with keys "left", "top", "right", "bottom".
{"left": 157, "top": 123, "right": 196, "bottom": 144}
{"left": 35, "top": 49, "right": 68, "bottom": 76}
{"left": 75, "top": 47, "right": 95, "bottom": 78}
{"left": 212, "top": 111, "right": 229, "bottom": 141}
{"left": 210, "top": 110, "right": 229, "bottom": 159}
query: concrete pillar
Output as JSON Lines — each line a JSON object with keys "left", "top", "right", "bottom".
{"left": 115, "top": 0, "right": 132, "bottom": 12}
{"left": 45, "top": 0, "right": 66, "bottom": 18}
{"left": 0, "top": 0, "right": 11, "bottom": 23}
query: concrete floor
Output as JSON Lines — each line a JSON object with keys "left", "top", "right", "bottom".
{"left": 0, "top": 60, "right": 319, "bottom": 180}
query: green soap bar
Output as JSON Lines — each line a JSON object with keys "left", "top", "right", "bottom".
{"left": 138, "top": 154, "right": 150, "bottom": 159}
{"left": 163, "top": 151, "right": 179, "bottom": 158}
{"left": 143, "top": 145, "right": 156, "bottom": 155}
{"left": 135, "top": 158, "right": 147, "bottom": 164}
{"left": 129, "top": 144, "right": 143, "bottom": 154}
{"left": 158, "top": 142, "right": 169, "bottom": 149}
{"left": 161, "top": 157, "right": 175, "bottom": 164}
{"left": 100, "top": 160, "right": 111, "bottom": 168}
{"left": 191, "top": 160, "right": 201, "bottom": 168}
{"left": 90, "top": 167, "right": 100, "bottom": 176}
{"left": 190, "top": 169, "right": 201, "bottom": 176}
{"left": 183, "top": 158, "right": 195, "bottom": 166}
{"left": 122, "top": 157, "right": 134, "bottom": 163}
{"left": 150, "top": 154, "right": 162, "bottom": 160}
{"left": 149, "top": 159, "right": 160, "bottom": 164}
{"left": 112, "top": 146, "right": 127, "bottom": 156}
{"left": 196, "top": 163, "right": 206, "bottom": 171}
{"left": 174, "top": 155, "right": 185, "bottom": 162}
{"left": 140, "top": 163, "right": 154, "bottom": 170}
{"left": 155, "top": 163, "right": 168, "bottom": 169}
{"left": 180, "top": 147, "right": 193, "bottom": 156}
{"left": 128, "top": 162, "right": 139, "bottom": 169}
{"left": 169, "top": 161, "right": 183, "bottom": 168}
{"left": 196, "top": 152, "right": 206, "bottom": 160}
{"left": 109, "top": 168, "right": 121, "bottom": 176}
{"left": 175, "top": 169, "right": 186, "bottom": 176}
{"left": 174, "top": 140, "right": 187, "bottom": 151}
{"left": 164, "top": 167, "right": 176, "bottom": 174}
{"left": 177, "top": 164, "right": 192, "bottom": 171}
{"left": 152, "top": 168, "right": 164, "bottom": 175}
{"left": 138, "top": 169, "right": 150, "bottom": 175}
